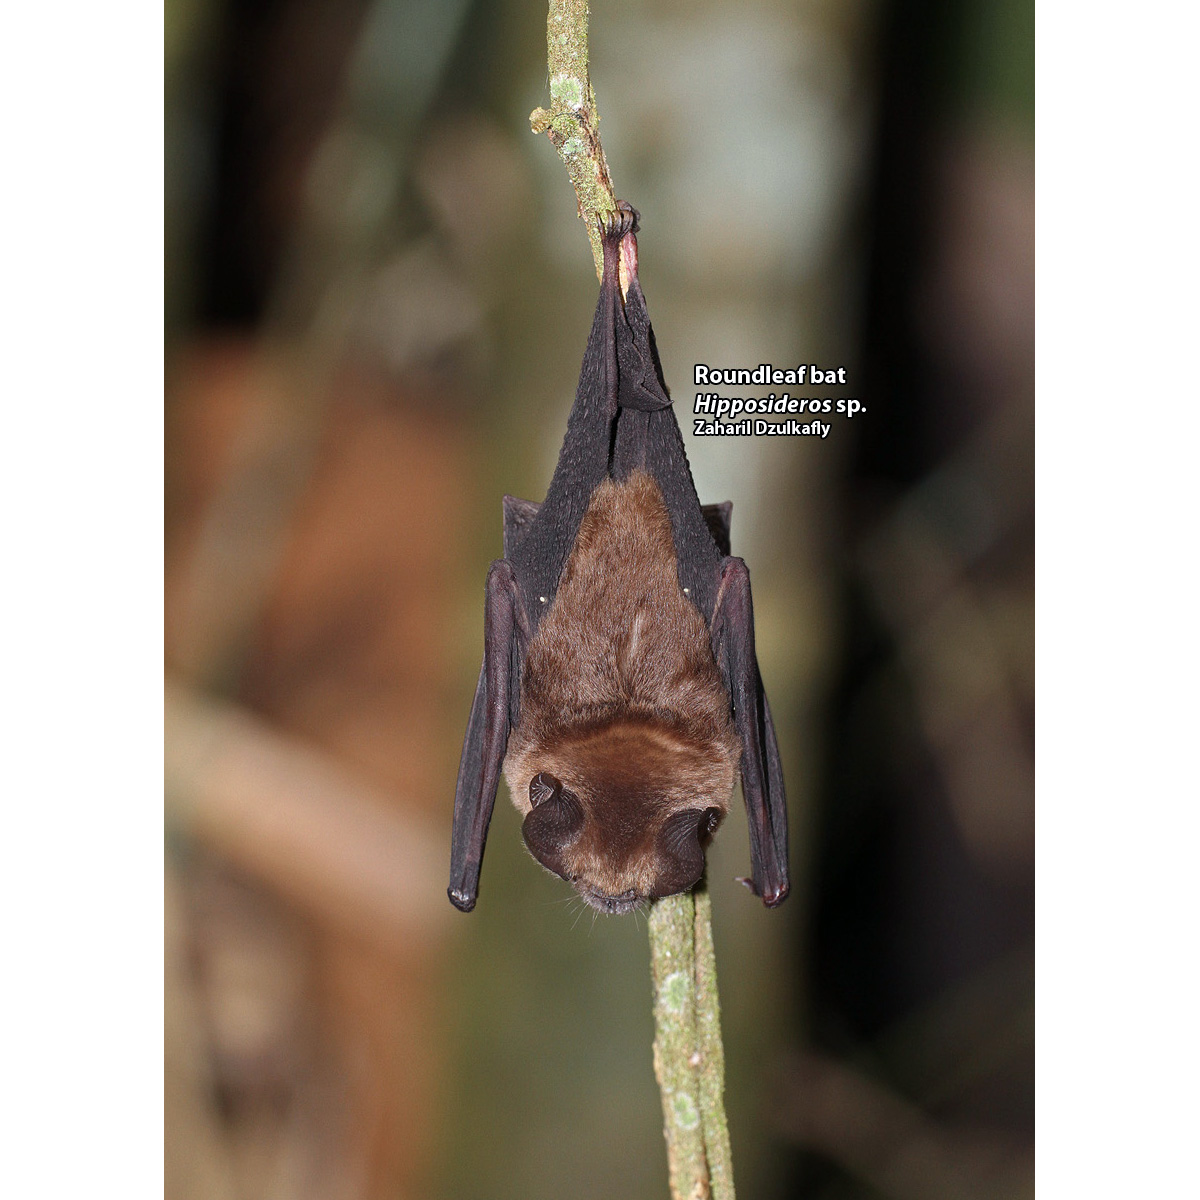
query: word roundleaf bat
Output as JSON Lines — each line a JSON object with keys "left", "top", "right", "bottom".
{"left": 449, "top": 204, "right": 788, "bottom": 915}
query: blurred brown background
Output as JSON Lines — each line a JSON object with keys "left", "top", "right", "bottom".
{"left": 164, "top": 0, "right": 1032, "bottom": 1197}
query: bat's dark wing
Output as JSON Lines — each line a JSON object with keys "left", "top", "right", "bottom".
{"left": 710, "top": 558, "right": 790, "bottom": 906}
{"left": 448, "top": 559, "right": 522, "bottom": 911}
{"left": 449, "top": 204, "right": 788, "bottom": 910}
{"left": 504, "top": 205, "right": 676, "bottom": 628}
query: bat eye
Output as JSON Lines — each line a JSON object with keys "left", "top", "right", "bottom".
{"left": 529, "top": 772, "right": 561, "bottom": 808}
{"left": 698, "top": 807, "right": 721, "bottom": 843}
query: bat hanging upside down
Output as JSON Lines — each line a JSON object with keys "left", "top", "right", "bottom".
{"left": 449, "top": 203, "right": 789, "bottom": 915}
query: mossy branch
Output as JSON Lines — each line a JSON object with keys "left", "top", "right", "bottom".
{"left": 530, "top": 0, "right": 618, "bottom": 278}
{"left": 649, "top": 886, "right": 737, "bottom": 1200}
{"left": 693, "top": 889, "right": 736, "bottom": 1198}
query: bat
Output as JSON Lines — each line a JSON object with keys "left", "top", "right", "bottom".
{"left": 448, "top": 203, "right": 788, "bottom": 915}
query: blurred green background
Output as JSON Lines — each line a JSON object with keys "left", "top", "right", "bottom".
{"left": 165, "top": 1, "right": 1032, "bottom": 1197}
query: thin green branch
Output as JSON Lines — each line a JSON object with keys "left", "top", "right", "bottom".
{"left": 529, "top": 0, "right": 618, "bottom": 278}
{"left": 649, "top": 886, "right": 737, "bottom": 1200}
{"left": 693, "top": 889, "right": 736, "bottom": 1200}
{"left": 649, "top": 894, "right": 707, "bottom": 1198}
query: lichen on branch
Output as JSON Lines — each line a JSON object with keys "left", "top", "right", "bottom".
{"left": 649, "top": 888, "right": 738, "bottom": 1200}
{"left": 529, "top": 0, "right": 617, "bottom": 278}
{"left": 649, "top": 894, "right": 708, "bottom": 1197}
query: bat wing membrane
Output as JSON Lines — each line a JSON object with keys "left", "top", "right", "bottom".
{"left": 701, "top": 501, "right": 733, "bottom": 556}
{"left": 712, "top": 557, "right": 790, "bottom": 907}
{"left": 448, "top": 560, "right": 521, "bottom": 911}
{"left": 614, "top": 275, "right": 673, "bottom": 412}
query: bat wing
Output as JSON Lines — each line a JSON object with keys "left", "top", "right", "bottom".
{"left": 505, "top": 205, "right": 701, "bottom": 627}
{"left": 702, "top": 501, "right": 733, "bottom": 556}
{"left": 502, "top": 494, "right": 541, "bottom": 558}
{"left": 711, "top": 557, "right": 790, "bottom": 907}
{"left": 448, "top": 559, "right": 522, "bottom": 911}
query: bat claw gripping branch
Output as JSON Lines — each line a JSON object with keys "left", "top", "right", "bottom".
{"left": 604, "top": 201, "right": 640, "bottom": 238}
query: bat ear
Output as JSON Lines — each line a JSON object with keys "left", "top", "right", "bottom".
{"left": 528, "top": 771, "right": 558, "bottom": 808}
{"left": 698, "top": 806, "right": 722, "bottom": 844}
{"left": 651, "top": 808, "right": 720, "bottom": 898}
{"left": 522, "top": 776, "right": 585, "bottom": 877}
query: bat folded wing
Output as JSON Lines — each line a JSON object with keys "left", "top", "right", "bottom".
{"left": 448, "top": 560, "right": 520, "bottom": 912}
{"left": 712, "top": 556, "right": 790, "bottom": 907}
{"left": 613, "top": 276, "right": 672, "bottom": 413}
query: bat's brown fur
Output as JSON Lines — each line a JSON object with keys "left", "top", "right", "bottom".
{"left": 503, "top": 469, "right": 741, "bottom": 907}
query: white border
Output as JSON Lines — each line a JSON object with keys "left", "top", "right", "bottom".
{"left": 1037, "top": 2, "right": 1199, "bottom": 1194}
{"left": 2, "top": 3, "right": 163, "bottom": 1192}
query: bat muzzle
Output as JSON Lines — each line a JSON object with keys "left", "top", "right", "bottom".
{"left": 578, "top": 886, "right": 642, "bottom": 915}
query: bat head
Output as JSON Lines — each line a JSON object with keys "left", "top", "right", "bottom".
{"left": 514, "top": 720, "right": 737, "bottom": 914}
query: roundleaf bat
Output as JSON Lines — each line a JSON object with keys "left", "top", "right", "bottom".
{"left": 449, "top": 203, "right": 788, "bottom": 915}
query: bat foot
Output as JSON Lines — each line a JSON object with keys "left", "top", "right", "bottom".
{"left": 604, "top": 201, "right": 639, "bottom": 239}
